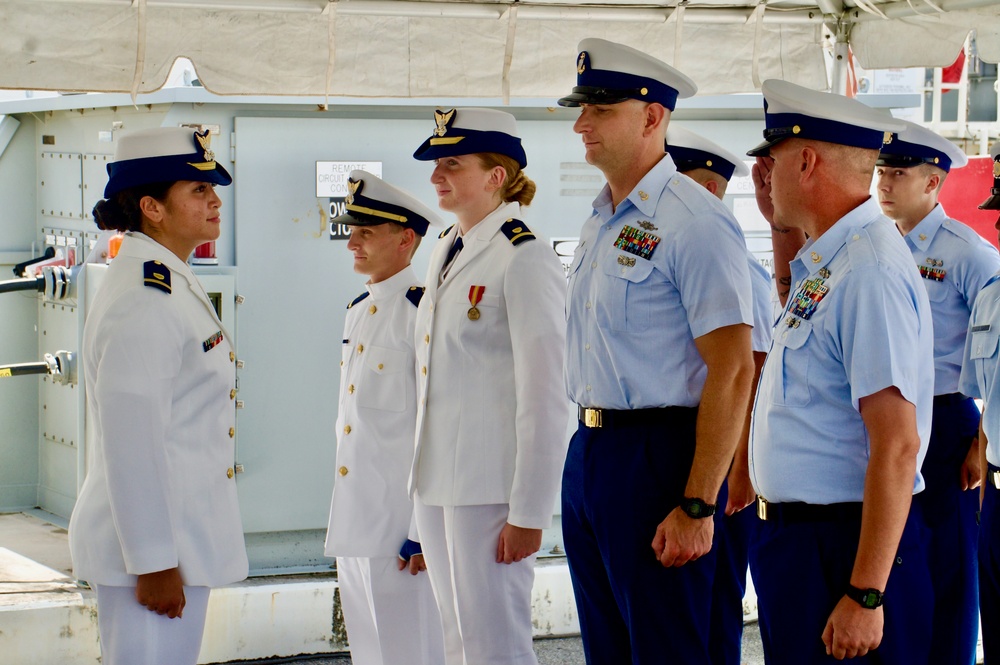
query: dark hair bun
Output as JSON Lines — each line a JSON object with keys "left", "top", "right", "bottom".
{"left": 92, "top": 198, "right": 132, "bottom": 232}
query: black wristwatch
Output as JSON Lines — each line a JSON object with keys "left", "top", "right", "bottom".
{"left": 845, "top": 584, "right": 883, "bottom": 609}
{"left": 679, "top": 497, "right": 717, "bottom": 519}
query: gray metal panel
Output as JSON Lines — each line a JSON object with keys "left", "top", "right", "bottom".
{"left": 81, "top": 153, "right": 112, "bottom": 222}
{"left": 38, "top": 152, "right": 83, "bottom": 221}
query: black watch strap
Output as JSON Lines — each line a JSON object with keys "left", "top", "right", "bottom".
{"left": 845, "top": 584, "right": 883, "bottom": 609}
{"left": 679, "top": 497, "right": 717, "bottom": 519}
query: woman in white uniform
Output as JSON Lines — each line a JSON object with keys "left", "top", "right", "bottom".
{"left": 68, "top": 127, "right": 249, "bottom": 665}
{"left": 409, "top": 108, "right": 570, "bottom": 665}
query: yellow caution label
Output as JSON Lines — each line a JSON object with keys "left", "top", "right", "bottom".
{"left": 0, "top": 368, "right": 11, "bottom": 378}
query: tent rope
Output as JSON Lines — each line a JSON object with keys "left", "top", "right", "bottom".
{"left": 323, "top": 0, "right": 338, "bottom": 110}
{"left": 502, "top": 2, "right": 519, "bottom": 105}
{"left": 129, "top": 0, "right": 147, "bottom": 105}
{"left": 674, "top": 0, "right": 687, "bottom": 69}
{"left": 750, "top": 0, "right": 768, "bottom": 89}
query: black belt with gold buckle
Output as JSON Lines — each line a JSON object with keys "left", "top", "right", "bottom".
{"left": 577, "top": 405, "right": 695, "bottom": 429}
{"left": 755, "top": 496, "right": 863, "bottom": 523}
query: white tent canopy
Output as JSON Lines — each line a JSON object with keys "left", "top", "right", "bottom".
{"left": 1, "top": 0, "right": 998, "bottom": 100}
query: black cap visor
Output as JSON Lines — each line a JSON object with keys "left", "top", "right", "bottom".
{"left": 980, "top": 189, "right": 1000, "bottom": 211}
{"left": 558, "top": 86, "right": 638, "bottom": 107}
{"left": 746, "top": 136, "right": 786, "bottom": 158}
{"left": 876, "top": 154, "right": 934, "bottom": 168}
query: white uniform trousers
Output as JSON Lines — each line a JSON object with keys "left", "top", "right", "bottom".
{"left": 336, "top": 555, "right": 445, "bottom": 665}
{"left": 94, "top": 584, "right": 211, "bottom": 665}
{"left": 414, "top": 497, "right": 538, "bottom": 665}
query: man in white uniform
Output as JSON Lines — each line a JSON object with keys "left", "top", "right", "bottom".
{"left": 324, "top": 171, "right": 445, "bottom": 665}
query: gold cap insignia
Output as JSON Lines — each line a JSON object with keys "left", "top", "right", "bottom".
{"left": 993, "top": 161, "right": 1000, "bottom": 178}
{"left": 346, "top": 178, "right": 362, "bottom": 205}
{"left": 187, "top": 129, "right": 217, "bottom": 171}
{"left": 577, "top": 52, "right": 587, "bottom": 76}
{"left": 433, "top": 109, "right": 456, "bottom": 138}
{"left": 883, "top": 132, "right": 893, "bottom": 145}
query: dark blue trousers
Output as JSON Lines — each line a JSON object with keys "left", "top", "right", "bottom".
{"left": 749, "top": 503, "right": 933, "bottom": 665}
{"left": 981, "top": 467, "right": 1000, "bottom": 663}
{"left": 562, "top": 409, "right": 720, "bottom": 665}
{"left": 915, "top": 395, "right": 981, "bottom": 665}
{"left": 709, "top": 504, "right": 757, "bottom": 665}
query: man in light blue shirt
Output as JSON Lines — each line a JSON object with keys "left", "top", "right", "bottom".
{"left": 747, "top": 79, "right": 935, "bottom": 664}
{"left": 877, "top": 120, "right": 999, "bottom": 665}
{"left": 958, "top": 141, "right": 1000, "bottom": 665}
{"left": 557, "top": 38, "right": 755, "bottom": 664}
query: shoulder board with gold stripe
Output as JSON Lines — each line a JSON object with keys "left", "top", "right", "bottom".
{"left": 405, "top": 286, "right": 425, "bottom": 307}
{"left": 347, "top": 291, "right": 369, "bottom": 309}
{"left": 143, "top": 260, "right": 171, "bottom": 294}
{"left": 439, "top": 224, "right": 454, "bottom": 239}
{"left": 500, "top": 219, "right": 535, "bottom": 246}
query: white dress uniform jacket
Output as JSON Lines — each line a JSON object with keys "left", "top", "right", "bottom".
{"left": 411, "top": 202, "right": 570, "bottom": 529}
{"left": 326, "top": 266, "right": 424, "bottom": 557}
{"left": 69, "top": 232, "right": 249, "bottom": 587}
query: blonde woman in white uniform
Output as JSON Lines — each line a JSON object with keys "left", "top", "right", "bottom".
{"left": 410, "top": 108, "right": 570, "bottom": 665}
{"left": 68, "top": 127, "right": 248, "bottom": 665}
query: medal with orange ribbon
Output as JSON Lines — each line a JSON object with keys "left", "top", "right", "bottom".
{"left": 468, "top": 285, "right": 485, "bottom": 321}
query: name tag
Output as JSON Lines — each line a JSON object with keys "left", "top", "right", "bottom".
{"left": 972, "top": 325, "right": 992, "bottom": 333}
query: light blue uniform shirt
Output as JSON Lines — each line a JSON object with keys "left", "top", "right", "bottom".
{"left": 959, "top": 275, "right": 1000, "bottom": 467}
{"left": 748, "top": 253, "right": 774, "bottom": 354}
{"left": 565, "top": 154, "right": 753, "bottom": 409}
{"left": 750, "top": 199, "right": 934, "bottom": 504}
{"left": 902, "top": 204, "right": 1000, "bottom": 395}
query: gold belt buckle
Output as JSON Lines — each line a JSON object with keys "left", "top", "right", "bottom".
{"left": 583, "top": 408, "right": 602, "bottom": 428}
{"left": 992, "top": 470, "right": 1000, "bottom": 491}
{"left": 756, "top": 496, "right": 769, "bottom": 521}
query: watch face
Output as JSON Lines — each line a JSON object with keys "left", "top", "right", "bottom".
{"left": 862, "top": 592, "right": 880, "bottom": 609}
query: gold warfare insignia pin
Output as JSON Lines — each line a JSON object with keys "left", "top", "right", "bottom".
{"left": 577, "top": 52, "right": 587, "bottom": 75}
{"left": 638, "top": 221, "right": 658, "bottom": 232}
{"left": 434, "top": 109, "right": 456, "bottom": 138}
{"left": 345, "top": 178, "right": 361, "bottom": 205}
{"left": 818, "top": 267, "right": 831, "bottom": 279}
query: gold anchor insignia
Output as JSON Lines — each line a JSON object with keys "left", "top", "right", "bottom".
{"left": 810, "top": 251, "right": 821, "bottom": 263}
{"left": 918, "top": 234, "right": 927, "bottom": 241}
{"left": 433, "top": 109, "right": 456, "bottom": 137}
{"left": 638, "top": 191, "right": 649, "bottom": 201}
{"left": 638, "top": 221, "right": 658, "bottom": 231}
{"left": 577, "top": 52, "right": 587, "bottom": 75}
{"left": 346, "top": 178, "right": 362, "bottom": 205}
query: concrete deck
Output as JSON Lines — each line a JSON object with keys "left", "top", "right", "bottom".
{"left": 0, "top": 511, "right": 579, "bottom": 664}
